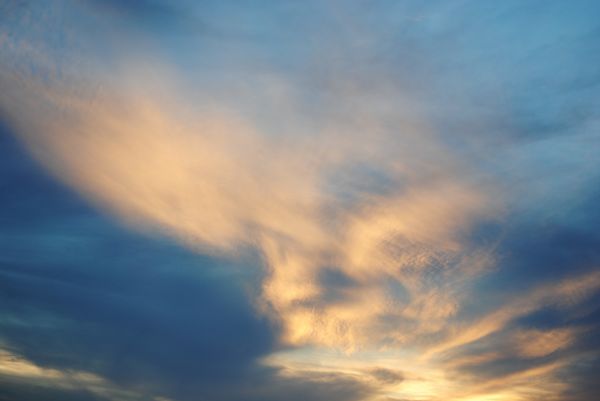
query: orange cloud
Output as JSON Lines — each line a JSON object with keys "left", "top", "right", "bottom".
{"left": 1, "top": 49, "right": 500, "bottom": 353}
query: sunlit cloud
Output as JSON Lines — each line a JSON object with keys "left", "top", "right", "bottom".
{"left": 1, "top": 1, "right": 599, "bottom": 401}
{"left": 0, "top": 20, "right": 498, "bottom": 354}
{"left": 0, "top": 349, "right": 159, "bottom": 401}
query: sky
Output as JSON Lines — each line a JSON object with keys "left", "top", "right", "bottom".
{"left": 1, "top": 1, "right": 600, "bottom": 400}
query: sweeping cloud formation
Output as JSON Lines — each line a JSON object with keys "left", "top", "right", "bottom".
{"left": 1, "top": 1, "right": 600, "bottom": 401}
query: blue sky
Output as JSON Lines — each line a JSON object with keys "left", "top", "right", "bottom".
{"left": 1, "top": 1, "right": 600, "bottom": 400}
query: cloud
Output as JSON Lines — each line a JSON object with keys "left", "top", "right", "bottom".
{"left": 425, "top": 271, "right": 600, "bottom": 359}
{"left": 369, "top": 368, "right": 404, "bottom": 385}
{"left": 0, "top": 350, "right": 142, "bottom": 401}
{"left": 513, "top": 328, "right": 574, "bottom": 358}
{"left": 0, "top": 0, "right": 500, "bottom": 356}
{"left": 1, "top": 1, "right": 600, "bottom": 401}
{"left": 0, "top": 127, "right": 374, "bottom": 401}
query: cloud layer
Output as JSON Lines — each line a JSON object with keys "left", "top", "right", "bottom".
{"left": 1, "top": 1, "right": 600, "bottom": 400}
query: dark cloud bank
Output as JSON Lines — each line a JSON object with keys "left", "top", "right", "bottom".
{"left": 0, "top": 125, "right": 372, "bottom": 401}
